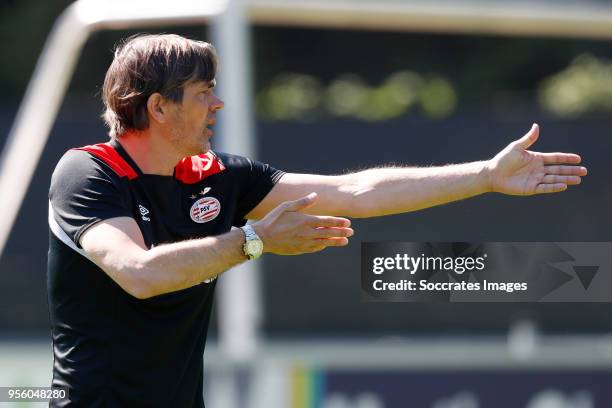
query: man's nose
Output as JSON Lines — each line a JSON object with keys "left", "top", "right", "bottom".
{"left": 212, "top": 94, "right": 224, "bottom": 111}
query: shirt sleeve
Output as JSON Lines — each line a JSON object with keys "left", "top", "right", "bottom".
{"left": 49, "top": 149, "right": 134, "bottom": 247}
{"left": 216, "top": 152, "right": 285, "bottom": 226}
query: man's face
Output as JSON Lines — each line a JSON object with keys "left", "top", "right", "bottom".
{"left": 167, "top": 79, "right": 224, "bottom": 156}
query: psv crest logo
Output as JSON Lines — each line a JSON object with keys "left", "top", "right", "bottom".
{"left": 190, "top": 196, "right": 221, "bottom": 224}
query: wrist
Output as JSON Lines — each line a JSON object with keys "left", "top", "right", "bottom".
{"left": 479, "top": 160, "right": 495, "bottom": 193}
{"left": 250, "top": 222, "right": 267, "bottom": 250}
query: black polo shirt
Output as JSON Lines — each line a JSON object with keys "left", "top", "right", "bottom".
{"left": 47, "top": 139, "right": 283, "bottom": 407}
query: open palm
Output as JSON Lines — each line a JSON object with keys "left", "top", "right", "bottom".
{"left": 488, "top": 124, "right": 587, "bottom": 195}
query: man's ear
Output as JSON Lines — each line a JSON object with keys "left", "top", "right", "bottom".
{"left": 146, "top": 93, "right": 169, "bottom": 124}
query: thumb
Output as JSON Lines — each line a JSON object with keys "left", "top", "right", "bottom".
{"left": 283, "top": 192, "right": 318, "bottom": 212}
{"left": 514, "top": 123, "right": 539, "bottom": 150}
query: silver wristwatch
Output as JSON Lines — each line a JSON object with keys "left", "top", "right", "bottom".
{"left": 240, "top": 224, "right": 263, "bottom": 260}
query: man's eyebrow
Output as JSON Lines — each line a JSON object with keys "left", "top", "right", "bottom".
{"left": 195, "top": 80, "right": 216, "bottom": 91}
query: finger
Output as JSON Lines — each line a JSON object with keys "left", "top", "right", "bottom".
{"left": 535, "top": 183, "right": 567, "bottom": 194}
{"left": 315, "top": 237, "right": 349, "bottom": 247}
{"left": 542, "top": 175, "right": 581, "bottom": 185}
{"left": 540, "top": 152, "right": 581, "bottom": 164}
{"left": 544, "top": 165, "right": 588, "bottom": 176}
{"left": 307, "top": 215, "right": 351, "bottom": 228}
{"left": 514, "top": 123, "right": 539, "bottom": 150}
{"left": 312, "top": 227, "right": 354, "bottom": 239}
{"left": 282, "top": 192, "right": 318, "bottom": 212}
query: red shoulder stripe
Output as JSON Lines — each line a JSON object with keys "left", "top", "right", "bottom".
{"left": 174, "top": 152, "right": 225, "bottom": 184}
{"left": 73, "top": 143, "right": 138, "bottom": 180}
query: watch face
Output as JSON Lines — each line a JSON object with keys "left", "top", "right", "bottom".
{"left": 246, "top": 240, "right": 263, "bottom": 255}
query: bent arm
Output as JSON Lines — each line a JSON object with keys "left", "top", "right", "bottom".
{"left": 80, "top": 217, "right": 247, "bottom": 299}
{"left": 80, "top": 195, "right": 353, "bottom": 299}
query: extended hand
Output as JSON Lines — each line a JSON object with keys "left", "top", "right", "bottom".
{"left": 486, "top": 124, "right": 587, "bottom": 195}
{"left": 252, "top": 193, "right": 354, "bottom": 255}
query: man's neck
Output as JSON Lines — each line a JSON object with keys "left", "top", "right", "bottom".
{"left": 115, "top": 130, "right": 182, "bottom": 176}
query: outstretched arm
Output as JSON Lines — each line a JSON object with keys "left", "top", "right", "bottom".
{"left": 245, "top": 124, "right": 587, "bottom": 219}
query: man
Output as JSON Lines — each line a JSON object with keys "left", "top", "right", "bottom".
{"left": 47, "top": 34, "right": 587, "bottom": 407}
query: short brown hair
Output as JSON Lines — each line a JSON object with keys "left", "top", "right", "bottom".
{"left": 102, "top": 34, "right": 218, "bottom": 138}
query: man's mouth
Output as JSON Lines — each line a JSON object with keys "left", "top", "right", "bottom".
{"left": 206, "top": 118, "right": 216, "bottom": 136}
{"left": 205, "top": 121, "right": 215, "bottom": 137}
